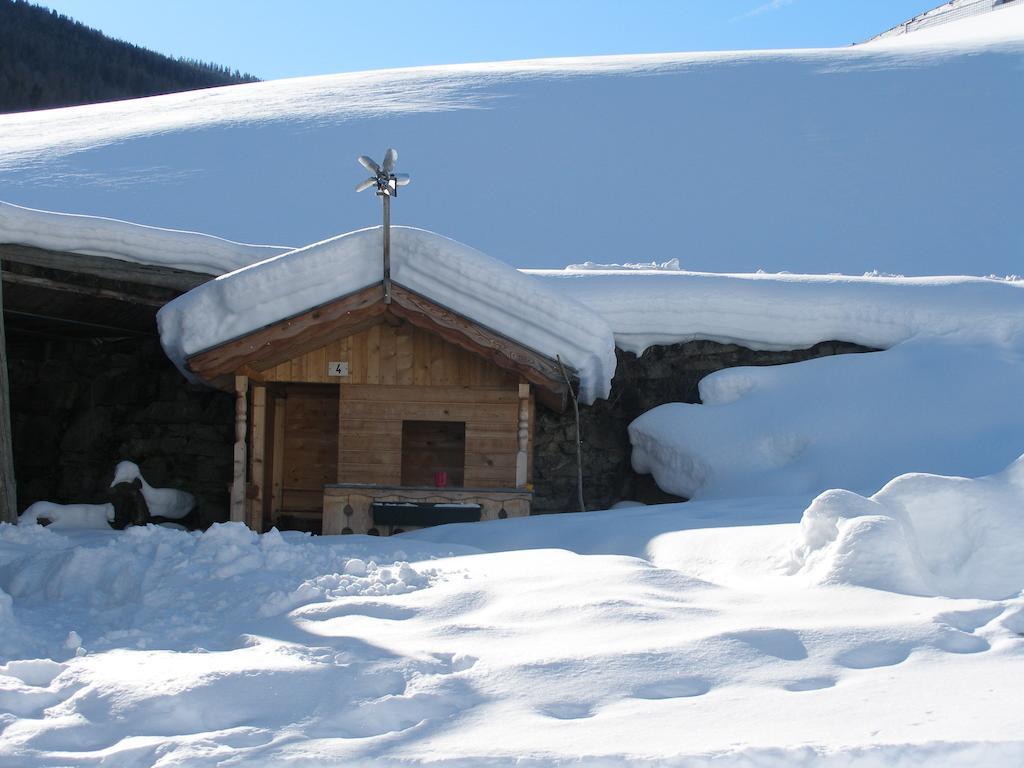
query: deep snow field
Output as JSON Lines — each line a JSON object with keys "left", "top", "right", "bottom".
{"left": 2, "top": 457, "right": 1024, "bottom": 767}
{"left": 0, "top": 5, "right": 1022, "bottom": 274}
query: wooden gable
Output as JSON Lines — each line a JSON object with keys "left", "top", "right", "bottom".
{"left": 186, "top": 282, "right": 572, "bottom": 410}
{"left": 260, "top": 322, "right": 517, "bottom": 388}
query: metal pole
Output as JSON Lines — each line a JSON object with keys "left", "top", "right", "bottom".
{"left": 382, "top": 192, "right": 392, "bottom": 304}
{"left": 0, "top": 262, "right": 18, "bottom": 523}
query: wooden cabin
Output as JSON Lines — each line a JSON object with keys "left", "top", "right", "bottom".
{"left": 185, "top": 282, "right": 573, "bottom": 535}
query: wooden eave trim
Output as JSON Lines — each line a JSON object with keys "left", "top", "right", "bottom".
{"left": 388, "top": 283, "right": 571, "bottom": 404}
{"left": 1, "top": 270, "right": 167, "bottom": 307}
{"left": 0, "top": 242, "right": 215, "bottom": 292}
{"left": 186, "top": 283, "right": 385, "bottom": 379}
{"left": 185, "top": 279, "right": 576, "bottom": 410}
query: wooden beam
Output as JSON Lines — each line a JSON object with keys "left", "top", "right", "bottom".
{"left": 1, "top": 270, "right": 167, "bottom": 307}
{"left": 0, "top": 243, "right": 214, "bottom": 292}
{"left": 270, "top": 396, "right": 286, "bottom": 528}
{"left": 187, "top": 284, "right": 385, "bottom": 379}
{"left": 248, "top": 314, "right": 385, "bottom": 373}
{"left": 230, "top": 375, "right": 248, "bottom": 524}
{"left": 388, "top": 284, "right": 570, "bottom": 403}
{"left": 516, "top": 382, "right": 530, "bottom": 488}
{"left": 248, "top": 384, "right": 267, "bottom": 531}
{"left": 0, "top": 261, "right": 17, "bottom": 523}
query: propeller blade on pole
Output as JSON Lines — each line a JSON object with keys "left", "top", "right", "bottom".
{"left": 394, "top": 173, "right": 411, "bottom": 186}
{"left": 382, "top": 148, "right": 398, "bottom": 175}
{"left": 358, "top": 155, "right": 381, "bottom": 174}
{"left": 355, "top": 177, "right": 377, "bottom": 193}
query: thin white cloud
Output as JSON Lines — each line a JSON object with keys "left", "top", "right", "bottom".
{"left": 733, "top": 0, "right": 798, "bottom": 22}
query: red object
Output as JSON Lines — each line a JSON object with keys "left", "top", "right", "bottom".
{"left": 434, "top": 471, "right": 448, "bottom": 488}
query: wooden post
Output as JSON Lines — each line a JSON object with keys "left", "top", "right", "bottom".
{"left": 270, "top": 396, "right": 286, "bottom": 528}
{"left": 516, "top": 382, "right": 530, "bottom": 488}
{"left": 248, "top": 384, "right": 267, "bottom": 531}
{"left": 0, "top": 261, "right": 16, "bottom": 523}
{"left": 230, "top": 375, "right": 248, "bottom": 523}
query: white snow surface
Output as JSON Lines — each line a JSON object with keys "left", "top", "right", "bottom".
{"left": 157, "top": 226, "right": 616, "bottom": 402}
{"left": 790, "top": 456, "right": 1024, "bottom": 600}
{"left": 0, "top": 200, "right": 290, "bottom": 275}
{"left": 110, "top": 460, "right": 195, "bottom": 519}
{"left": 870, "top": 1, "right": 1024, "bottom": 47}
{"left": 2, "top": 464, "right": 1024, "bottom": 765}
{"left": 0, "top": 8, "right": 1021, "bottom": 275}
{"left": 630, "top": 336, "right": 1024, "bottom": 501}
{"left": 530, "top": 268, "right": 1024, "bottom": 354}
{"left": 17, "top": 502, "right": 114, "bottom": 530}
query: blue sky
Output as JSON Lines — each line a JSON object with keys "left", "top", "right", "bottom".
{"left": 38, "top": 0, "right": 940, "bottom": 80}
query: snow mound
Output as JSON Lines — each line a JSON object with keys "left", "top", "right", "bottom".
{"left": 0, "top": 200, "right": 290, "bottom": 274}
{"left": 18, "top": 501, "right": 114, "bottom": 529}
{"left": 110, "top": 460, "right": 194, "bottom": 519}
{"left": 0, "top": 522, "right": 437, "bottom": 663}
{"left": 629, "top": 336, "right": 1024, "bottom": 499}
{"left": 790, "top": 455, "right": 1024, "bottom": 599}
{"left": 530, "top": 269, "right": 1024, "bottom": 355}
{"left": 158, "top": 226, "right": 617, "bottom": 403}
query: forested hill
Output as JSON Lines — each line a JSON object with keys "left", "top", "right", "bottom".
{"left": 0, "top": 0, "right": 258, "bottom": 114}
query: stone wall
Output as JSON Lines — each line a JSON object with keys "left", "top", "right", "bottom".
{"left": 7, "top": 331, "right": 232, "bottom": 526}
{"left": 7, "top": 328, "right": 874, "bottom": 527}
{"left": 533, "top": 340, "right": 876, "bottom": 513}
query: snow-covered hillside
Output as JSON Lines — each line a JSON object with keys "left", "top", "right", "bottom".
{"left": 1, "top": 7, "right": 1021, "bottom": 274}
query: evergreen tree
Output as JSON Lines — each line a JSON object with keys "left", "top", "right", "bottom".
{"left": 0, "top": 0, "right": 259, "bottom": 114}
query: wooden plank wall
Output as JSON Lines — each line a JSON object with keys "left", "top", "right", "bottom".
{"left": 339, "top": 385, "right": 520, "bottom": 488}
{"left": 261, "top": 321, "right": 516, "bottom": 388}
{"left": 280, "top": 385, "right": 340, "bottom": 512}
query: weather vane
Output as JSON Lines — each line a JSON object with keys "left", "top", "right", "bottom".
{"left": 356, "top": 148, "right": 411, "bottom": 304}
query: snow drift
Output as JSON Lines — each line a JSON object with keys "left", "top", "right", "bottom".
{"left": 629, "top": 336, "right": 1024, "bottom": 500}
{"left": 790, "top": 455, "right": 1024, "bottom": 600}
{"left": 157, "top": 226, "right": 617, "bottom": 402}
{"left": 0, "top": 521, "right": 434, "bottom": 663}
{"left": 0, "top": 8, "right": 1021, "bottom": 275}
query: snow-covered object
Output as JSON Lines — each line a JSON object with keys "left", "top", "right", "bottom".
{"left": 870, "top": 0, "right": 1024, "bottom": 47}
{"left": 531, "top": 268, "right": 1024, "bottom": 354}
{"left": 790, "top": 455, "right": 1024, "bottom": 600}
{"left": 0, "top": 8, "right": 1021, "bottom": 276}
{"left": 158, "top": 226, "right": 617, "bottom": 403}
{"left": 0, "top": 200, "right": 290, "bottom": 274}
{"left": 629, "top": 336, "right": 1024, "bottom": 500}
{"left": 110, "top": 461, "right": 195, "bottom": 520}
{"left": 18, "top": 501, "right": 114, "bottom": 529}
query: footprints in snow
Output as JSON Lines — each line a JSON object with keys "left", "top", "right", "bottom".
{"left": 783, "top": 676, "right": 836, "bottom": 692}
{"left": 834, "top": 641, "right": 911, "bottom": 670}
{"left": 537, "top": 676, "right": 711, "bottom": 721}
{"left": 633, "top": 676, "right": 711, "bottom": 700}
{"left": 721, "top": 628, "right": 808, "bottom": 661}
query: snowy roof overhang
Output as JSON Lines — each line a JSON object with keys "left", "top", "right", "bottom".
{"left": 158, "top": 227, "right": 617, "bottom": 407}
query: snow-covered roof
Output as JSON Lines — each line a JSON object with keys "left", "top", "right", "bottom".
{"left": 529, "top": 267, "right": 1024, "bottom": 355}
{"left": 157, "top": 227, "right": 617, "bottom": 403}
{"left": 1, "top": 5, "right": 1021, "bottom": 277}
{"left": 0, "top": 200, "right": 290, "bottom": 275}
{"left": 867, "top": 0, "right": 1023, "bottom": 44}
